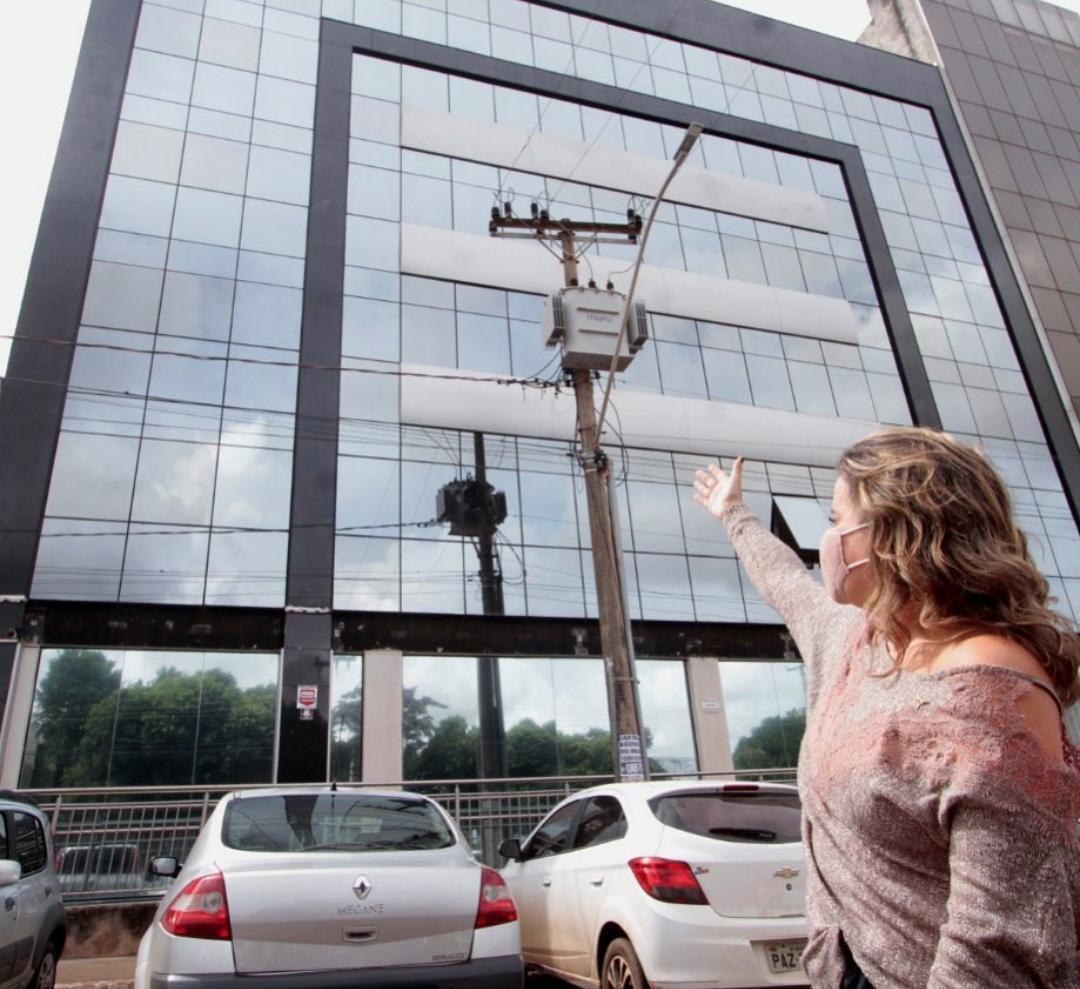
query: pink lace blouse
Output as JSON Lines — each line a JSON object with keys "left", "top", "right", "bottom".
{"left": 720, "top": 502, "right": 1080, "bottom": 988}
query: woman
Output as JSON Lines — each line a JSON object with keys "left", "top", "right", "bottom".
{"left": 693, "top": 426, "right": 1080, "bottom": 989}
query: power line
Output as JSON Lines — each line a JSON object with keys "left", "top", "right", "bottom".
{"left": 0, "top": 333, "right": 562, "bottom": 391}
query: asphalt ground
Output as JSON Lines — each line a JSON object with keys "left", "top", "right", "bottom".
{"left": 56, "top": 957, "right": 575, "bottom": 989}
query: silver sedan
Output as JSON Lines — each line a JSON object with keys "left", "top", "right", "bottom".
{"left": 134, "top": 787, "right": 522, "bottom": 989}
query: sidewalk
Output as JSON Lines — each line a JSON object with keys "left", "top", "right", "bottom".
{"left": 57, "top": 955, "right": 136, "bottom": 989}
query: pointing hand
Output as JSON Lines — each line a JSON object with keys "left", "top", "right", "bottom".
{"left": 693, "top": 458, "right": 745, "bottom": 519}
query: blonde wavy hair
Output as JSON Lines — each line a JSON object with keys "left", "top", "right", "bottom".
{"left": 838, "top": 426, "right": 1080, "bottom": 705}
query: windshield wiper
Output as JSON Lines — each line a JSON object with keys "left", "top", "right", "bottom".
{"left": 708, "top": 827, "right": 778, "bottom": 842}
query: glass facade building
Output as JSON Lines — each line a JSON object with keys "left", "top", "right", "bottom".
{"left": 1, "top": 0, "right": 1078, "bottom": 789}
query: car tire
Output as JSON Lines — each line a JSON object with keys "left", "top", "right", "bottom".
{"left": 29, "top": 941, "right": 58, "bottom": 989}
{"left": 602, "top": 937, "right": 649, "bottom": 989}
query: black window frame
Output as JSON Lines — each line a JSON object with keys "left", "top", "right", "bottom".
{"left": 10, "top": 811, "right": 48, "bottom": 876}
{"left": 571, "top": 794, "right": 628, "bottom": 850}
{"left": 522, "top": 798, "right": 585, "bottom": 860}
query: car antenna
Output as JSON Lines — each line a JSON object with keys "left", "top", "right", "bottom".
{"left": 330, "top": 781, "right": 338, "bottom": 792}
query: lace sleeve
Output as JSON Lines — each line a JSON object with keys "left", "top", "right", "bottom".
{"left": 927, "top": 675, "right": 1080, "bottom": 988}
{"left": 927, "top": 778, "right": 1079, "bottom": 987}
{"left": 719, "top": 502, "right": 860, "bottom": 689}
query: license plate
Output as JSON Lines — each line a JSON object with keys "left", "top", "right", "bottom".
{"left": 764, "top": 939, "right": 806, "bottom": 974}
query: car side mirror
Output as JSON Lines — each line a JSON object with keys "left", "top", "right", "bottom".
{"left": 150, "top": 856, "right": 181, "bottom": 878}
{"left": 0, "top": 860, "right": 21, "bottom": 887}
{"left": 498, "top": 837, "right": 522, "bottom": 862}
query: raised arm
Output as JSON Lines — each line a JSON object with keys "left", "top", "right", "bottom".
{"left": 693, "top": 460, "right": 859, "bottom": 679}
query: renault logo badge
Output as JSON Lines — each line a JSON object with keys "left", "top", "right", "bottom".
{"left": 773, "top": 867, "right": 799, "bottom": 880}
{"left": 354, "top": 876, "right": 373, "bottom": 900}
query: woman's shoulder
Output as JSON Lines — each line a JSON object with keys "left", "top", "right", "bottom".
{"left": 925, "top": 634, "right": 1064, "bottom": 762}
{"left": 930, "top": 633, "right": 1049, "bottom": 680}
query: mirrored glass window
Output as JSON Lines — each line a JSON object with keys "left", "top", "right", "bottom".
{"left": 32, "top": 520, "right": 127, "bottom": 602}
{"left": 403, "top": 656, "right": 479, "bottom": 779}
{"left": 330, "top": 654, "right": 363, "bottom": 782}
{"left": 232, "top": 282, "right": 303, "bottom": 349}
{"left": 159, "top": 272, "right": 235, "bottom": 341}
{"left": 83, "top": 261, "right": 164, "bottom": 334}
{"left": 637, "top": 659, "right": 696, "bottom": 772}
{"left": 121, "top": 524, "right": 209, "bottom": 603}
{"left": 45, "top": 433, "right": 139, "bottom": 522}
{"left": 335, "top": 534, "right": 400, "bottom": 610}
{"left": 205, "top": 529, "right": 287, "bottom": 606}
{"left": 100, "top": 175, "right": 177, "bottom": 239}
{"left": 717, "top": 660, "right": 806, "bottom": 773}
{"left": 131, "top": 440, "right": 218, "bottom": 526}
{"left": 501, "top": 657, "right": 610, "bottom": 776}
{"left": 20, "top": 649, "right": 278, "bottom": 787}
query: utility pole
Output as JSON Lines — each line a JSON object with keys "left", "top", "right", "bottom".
{"left": 437, "top": 434, "right": 508, "bottom": 862}
{"left": 490, "top": 207, "right": 649, "bottom": 782}
{"left": 436, "top": 435, "right": 508, "bottom": 780}
{"left": 471, "top": 432, "right": 508, "bottom": 783}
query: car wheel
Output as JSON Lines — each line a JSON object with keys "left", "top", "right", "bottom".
{"left": 602, "top": 937, "right": 648, "bottom": 989}
{"left": 30, "top": 942, "right": 58, "bottom": 989}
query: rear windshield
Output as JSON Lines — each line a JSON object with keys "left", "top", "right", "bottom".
{"left": 650, "top": 789, "right": 802, "bottom": 844}
{"left": 223, "top": 794, "right": 455, "bottom": 853}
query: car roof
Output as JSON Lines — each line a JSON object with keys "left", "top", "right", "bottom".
{"left": 0, "top": 790, "right": 43, "bottom": 811}
{"left": 224, "top": 787, "right": 438, "bottom": 802}
{"left": 566, "top": 779, "right": 799, "bottom": 799}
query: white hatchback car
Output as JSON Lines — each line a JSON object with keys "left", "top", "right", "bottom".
{"left": 135, "top": 787, "right": 522, "bottom": 989}
{"left": 500, "top": 781, "right": 808, "bottom": 989}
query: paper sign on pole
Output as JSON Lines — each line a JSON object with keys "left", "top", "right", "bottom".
{"left": 618, "top": 734, "right": 645, "bottom": 782}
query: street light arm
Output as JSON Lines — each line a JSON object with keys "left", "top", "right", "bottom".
{"left": 595, "top": 123, "right": 703, "bottom": 443}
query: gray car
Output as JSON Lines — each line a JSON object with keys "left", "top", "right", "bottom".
{"left": 134, "top": 786, "right": 522, "bottom": 989}
{"left": 0, "top": 793, "right": 66, "bottom": 989}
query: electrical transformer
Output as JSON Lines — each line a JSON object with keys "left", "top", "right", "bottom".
{"left": 436, "top": 478, "right": 508, "bottom": 538}
{"left": 540, "top": 285, "right": 649, "bottom": 371}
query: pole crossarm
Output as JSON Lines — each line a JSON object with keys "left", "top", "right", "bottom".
{"left": 489, "top": 215, "right": 642, "bottom": 240}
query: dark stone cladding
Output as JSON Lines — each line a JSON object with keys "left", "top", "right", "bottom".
{"left": 336, "top": 611, "right": 797, "bottom": 661}
{"left": 286, "top": 19, "right": 353, "bottom": 610}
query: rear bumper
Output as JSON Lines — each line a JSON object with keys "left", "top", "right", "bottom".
{"left": 149, "top": 955, "right": 523, "bottom": 989}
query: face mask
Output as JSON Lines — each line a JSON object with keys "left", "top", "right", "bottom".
{"left": 819, "top": 523, "right": 870, "bottom": 604}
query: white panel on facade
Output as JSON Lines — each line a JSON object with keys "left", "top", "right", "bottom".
{"left": 400, "top": 363, "right": 879, "bottom": 467}
{"left": 401, "top": 225, "right": 860, "bottom": 344}
{"left": 402, "top": 105, "right": 831, "bottom": 232}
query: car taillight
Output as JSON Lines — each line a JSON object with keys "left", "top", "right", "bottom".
{"left": 161, "top": 871, "right": 232, "bottom": 940}
{"left": 628, "top": 857, "right": 708, "bottom": 905}
{"left": 475, "top": 866, "right": 518, "bottom": 929}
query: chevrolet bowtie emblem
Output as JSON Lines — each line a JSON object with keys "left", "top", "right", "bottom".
{"left": 773, "top": 867, "right": 799, "bottom": 879}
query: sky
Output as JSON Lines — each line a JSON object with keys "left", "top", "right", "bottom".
{"left": 4, "top": 0, "right": 1080, "bottom": 376}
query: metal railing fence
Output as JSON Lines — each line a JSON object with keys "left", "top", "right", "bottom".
{"left": 18, "top": 767, "right": 798, "bottom": 903}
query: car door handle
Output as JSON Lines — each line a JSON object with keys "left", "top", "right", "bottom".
{"left": 589, "top": 876, "right": 604, "bottom": 887}
{"left": 541, "top": 877, "right": 552, "bottom": 887}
